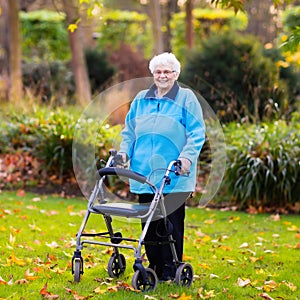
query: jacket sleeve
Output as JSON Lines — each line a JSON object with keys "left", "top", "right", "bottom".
{"left": 179, "top": 90, "right": 206, "bottom": 164}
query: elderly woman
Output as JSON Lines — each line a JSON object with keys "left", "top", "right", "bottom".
{"left": 119, "top": 52, "right": 205, "bottom": 281}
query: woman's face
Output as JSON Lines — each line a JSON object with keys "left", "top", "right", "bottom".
{"left": 153, "top": 64, "right": 179, "bottom": 94}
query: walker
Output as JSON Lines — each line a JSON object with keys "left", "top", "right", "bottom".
{"left": 71, "top": 150, "right": 193, "bottom": 291}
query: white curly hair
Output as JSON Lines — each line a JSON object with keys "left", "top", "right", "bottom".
{"left": 149, "top": 52, "right": 181, "bottom": 74}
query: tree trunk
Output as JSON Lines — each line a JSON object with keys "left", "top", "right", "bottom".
{"left": 0, "top": 0, "right": 9, "bottom": 101}
{"left": 62, "top": 0, "right": 91, "bottom": 106}
{"left": 149, "top": 0, "right": 164, "bottom": 55}
{"left": 186, "top": 0, "right": 194, "bottom": 49}
{"left": 8, "top": 0, "right": 22, "bottom": 103}
{"left": 244, "top": 0, "right": 278, "bottom": 44}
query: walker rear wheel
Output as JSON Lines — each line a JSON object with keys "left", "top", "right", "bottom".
{"left": 174, "top": 263, "right": 193, "bottom": 287}
{"left": 131, "top": 268, "right": 158, "bottom": 291}
{"left": 107, "top": 253, "right": 126, "bottom": 278}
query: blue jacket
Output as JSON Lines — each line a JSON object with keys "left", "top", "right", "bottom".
{"left": 119, "top": 82, "right": 206, "bottom": 193}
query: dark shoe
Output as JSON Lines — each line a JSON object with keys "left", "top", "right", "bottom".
{"left": 160, "top": 264, "right": 176, "bottom": 282}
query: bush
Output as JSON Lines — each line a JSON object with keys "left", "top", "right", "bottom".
{"left": 22, "top": 60, "right": 74, "bottom": 104}
{"left": 85, "top": 49, "right": 115, "bottom": 93}
{"left": 0, "top": 107, "right": 121, "bottom": 186}
{"left": 223, "top": 115, "right": 300, "bottom": 211}
{"left": 20, "top": 10, "right": 70, "bottom": 62}
{"left": 171, "top": 8, "right": 247, "bottom": 64}
{"left": 180, "top": 32, "right": 292, "bottom": 122}
{"left": 95, "top": 9, "right": 152, "bottom": 59}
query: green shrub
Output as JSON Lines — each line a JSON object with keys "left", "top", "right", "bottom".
{"left": 20, "top": 10, "right": 70, "bottom": 62}
{"left": 180, "top": 32, "right": 292, "bottom": 123}
{"left": 96, "top": 9, "right": 152, "bottom": 58}
{"left": 85, "top": 49, "right": 115, "bottom": 93}
{"left": 0, "top": 107, "right": 121, "bottom": 184}
{"left": 22, "top": 61, "right": 74, "bottom": 104}
{"left": 224, "top": 116, "right": 300, "bottom": 210}
{"left": 171, "top": 8, "right": 247, "bottom": 64}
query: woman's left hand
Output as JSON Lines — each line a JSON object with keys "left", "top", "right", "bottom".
{"left": 178, "top": 157, "right": 191, "bottom": 174}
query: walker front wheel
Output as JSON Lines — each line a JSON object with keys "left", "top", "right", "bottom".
{"left": 174, "top": 263, "right": 193, "bottom": 287}
{"left": 131, "top": 268, "right": 158, "bottom": 291}
{"left": 107, "top": 253, "right": 126, "bottom": 278}
{"left": 73, "top": 259, "right": 82, "bottom": 283}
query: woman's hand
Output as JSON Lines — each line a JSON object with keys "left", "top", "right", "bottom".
{"left": 178, "top": 157, "right": 191, "bottom": 175}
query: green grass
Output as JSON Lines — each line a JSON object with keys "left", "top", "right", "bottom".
{"left": 0, "top": 190, "right": 299, "bottom": 299}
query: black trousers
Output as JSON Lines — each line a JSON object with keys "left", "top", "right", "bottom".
{"left": 139, "top": 192, "right": 190, "bottom": 278}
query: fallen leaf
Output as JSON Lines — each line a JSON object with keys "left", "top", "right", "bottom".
{"left": 46, "top": 241, "right": 59, "bottom": 249}
{"left": 14, "top": 279, "right": 29, "bottom": 284}
{"left": 25, "top": 269, "right": 39, "bottom": 281}
{"left": 197, "top": 288, "right": 216, "bottom": 299}
{"left": 270, "top": 214, "right": 280, "bottom": 221}
{"left": 258, "top": 292, "right": 275, "bottom": 300}
{"left": 287, "top": 225, "right": 298, "bottom": 232}
{"left": 0, "top": 276, "right": 7, "bottom": 285}
{"left": 178, "top": 292, "right": 192, "bottom": 300}
{"left": 93, "top": 286, "right": 106, "bottom": 294}
{"left": 17, "top": 189, "right": 26, "bottom": 197}
{"left": 262, "top": 280, "right": 277, "bottom": 292}
{"left": 39, "top": 283, "right": 59, "bottom": 299}
{"left": 7, "top": 251, "right": 26, "bottom": 266}
{"left": 281, "top": 281, "right": 297, "bottom": 292}
{"left": 204, "top": 219, "right": 216, "bottom": 225}
{"left": 239, "top": 242, "right": 249, "bottom": 248}
{"left": 237, "top": 277, "right": 251, "bottom": 287}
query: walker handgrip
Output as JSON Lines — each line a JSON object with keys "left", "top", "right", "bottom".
{"left": 98, "top": 167, "right": 147, "bottom": 184}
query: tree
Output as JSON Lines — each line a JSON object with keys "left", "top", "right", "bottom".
{"left": 8, "top": 0, "right": 22, "bottom": 103}
{"left": 62, "top": 0, "right": 91, "bottom": 106}
{"left": 210, "top": 0, "right": 300, "bottom": 52}
{"left": 149, "top": 0, "right": 164, "bottom": 54}
{"left": 186, "top": 0, "right": 194, "bottom": 49}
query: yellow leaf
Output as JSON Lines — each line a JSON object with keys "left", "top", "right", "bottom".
{"left": 198, "top": 263, "right": 211, "bottom": 270}
{"left": 287, "top": 225, "right": 298, "bottom": 232}
{"left": 68, "top": 24, "right": 78, "bottom": 33}
{"left": 204, "top": 219, "right": 216, "bottom": 225}
{"left": 93, "top": 286, "right": 106, "bottom": 294}
{"left": 182, "top": 254, "right": 193, "bottom": 261}
{"left": 178, "top": 292, "right": 192, "bottom": 300}
{"left": 262, "top": 280, "right": 277, "bottom": 292}
{"left": 7, "top": 251, "right": 26, "bottom": 266}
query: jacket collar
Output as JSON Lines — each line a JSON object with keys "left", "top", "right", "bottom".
{"left": 145, "top": 81, "right": 179, "bottom": 100}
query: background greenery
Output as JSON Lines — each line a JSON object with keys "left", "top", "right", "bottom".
{"left": 1, "top": 106, "right": 299, "bottom": 212}
{"left": 1, "top": 4, "right": 300, "bottom": 212}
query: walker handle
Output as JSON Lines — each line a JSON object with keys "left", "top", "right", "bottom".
{"left": 174, "top": 160, "right": 182, "bottom": 176}
{"left": 98, "top": 167, "right": 147, "bottom": 184}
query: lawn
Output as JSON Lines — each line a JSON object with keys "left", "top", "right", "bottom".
{"left": 0, "top": 190, "right": 299, "bottom": 299}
